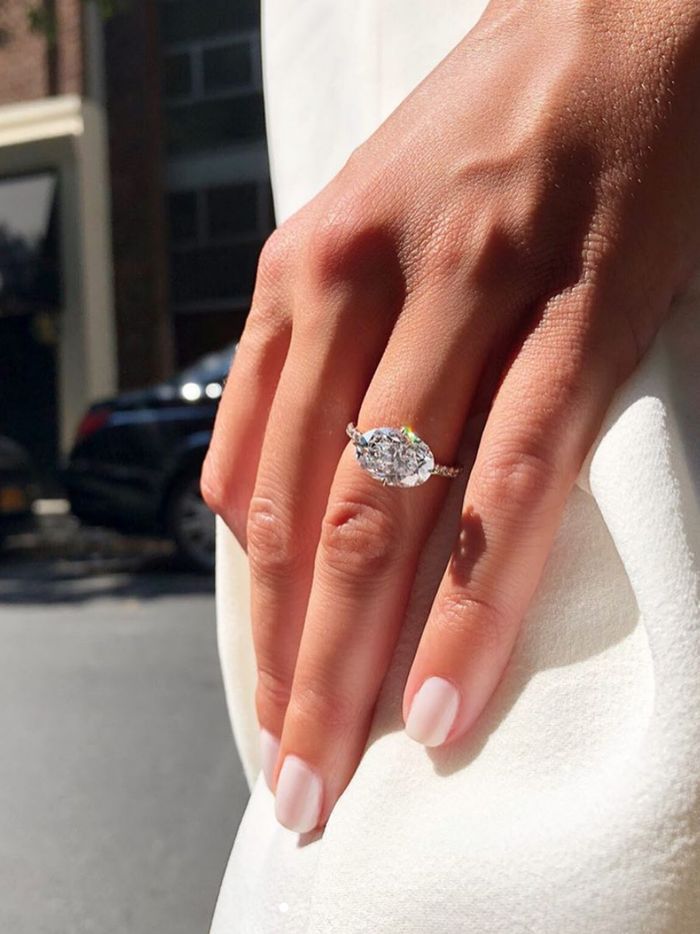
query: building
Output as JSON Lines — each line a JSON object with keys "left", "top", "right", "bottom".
{"left": 158, "top": 0, "right": 273, "bottom": 363}
{"left": 0, "top": 0, "right": 272, "bottom": 486}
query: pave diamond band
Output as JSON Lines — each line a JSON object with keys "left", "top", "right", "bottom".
{"left": 346, "top": 422, "right": 463, "bottom": 488}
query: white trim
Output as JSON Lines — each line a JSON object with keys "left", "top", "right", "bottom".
{"left": 0, "top": 95, "right": 86, "bottom": 148}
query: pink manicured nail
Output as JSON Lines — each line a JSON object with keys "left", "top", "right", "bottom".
{"left": 260, "top": 728, "right": 280, "bottom": 791}
{"left": 405, "top": 677, "right": 460, "bottom": 747}
{"left": 275, "top": 754, "right": 323, "bottom": 833}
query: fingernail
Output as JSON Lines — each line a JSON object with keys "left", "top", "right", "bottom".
{"left": 275, "top": 754, "right": 323, "bottom": 833}
{"left": 405, "top": 676, "right": 460, "bottom": 747}
{"left": 260, "top": 728, "right": 280, "bottom": 791}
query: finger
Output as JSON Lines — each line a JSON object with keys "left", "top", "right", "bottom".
{"left": 401, "top": 285, "right": 629, "bottom": 748}
{"left": 247, "top": 235, "right": 406, "bottom": 786}
{"left": 270, "top": 277, "right": 502, "bottom": 833}
{"left": 201, "top": 228, "right": 295, "bottom": 546}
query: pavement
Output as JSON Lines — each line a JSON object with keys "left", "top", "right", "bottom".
{"left": 0, "top": 515, "right": 250, "bottom": 934}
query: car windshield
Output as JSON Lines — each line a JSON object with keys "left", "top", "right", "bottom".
{"left": 171, "top": 344, "right": 236, "bottom": 386}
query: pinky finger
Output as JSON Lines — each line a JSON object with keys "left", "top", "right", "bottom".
{"left": 402, "top": 288, "right": 640, "bottom": 746}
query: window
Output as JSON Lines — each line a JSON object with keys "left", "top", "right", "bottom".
{"left": 0, "top": 171, "right": 61, "bottom": 314}
{"left": 171, "top": 242, "right": 260, "bottom": 304}
{"left": 168, "top": 191, "right": 198, "bottom": 243}
{"left": 160, "top": 0, "right": 259, "bottom": 44}
{"left": 166, "top": 94, "right": 265, "bottom": 154}
{"left": 167, "top": 181, "right": 272, "bottom": 310}
{"left": 164, "top": 53, "right": 192, "bottom": 98}
{"left": 207, "top": 183, "right": 257, "bottom": 239}
{"left": 159, "top": 2, "right": 272, "bottom": 312}
{"left": 202, "top": 42, "right": 252, "bottom": 92}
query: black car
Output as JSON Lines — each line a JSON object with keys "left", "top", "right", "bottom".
{"left": 63, "top": 345, "right": 235, "bottom": 572}
{"left": 0, "top": 435, "right": 37, "bottom": 544}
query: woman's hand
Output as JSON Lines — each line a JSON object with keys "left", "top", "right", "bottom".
{"left": 202, "top": 0, "right": 700, "bottom": 833}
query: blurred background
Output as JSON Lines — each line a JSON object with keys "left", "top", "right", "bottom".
{"left": 0, "top": 0, "right": 269, "bottom": 929}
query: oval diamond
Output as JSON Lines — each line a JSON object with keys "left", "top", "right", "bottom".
{"left": 354, "top": 426, "right": 435, "bottom": 487}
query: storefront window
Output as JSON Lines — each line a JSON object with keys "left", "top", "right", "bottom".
{"left": 0, "top": 171, "right": 61, "bottom": 315}
{"left": 0, "top": 171, "right": 61, "bottom": 486}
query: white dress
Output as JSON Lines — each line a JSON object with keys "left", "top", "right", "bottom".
{"left": 210, "top": 2, "right": 700, "bottom": 931}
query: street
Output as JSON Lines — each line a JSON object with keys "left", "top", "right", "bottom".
{"left": 0, "top": 534, "right": 249, "bottom": 934}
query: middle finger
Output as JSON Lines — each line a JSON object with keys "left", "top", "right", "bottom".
{"left": 249, "top": 260, "right": 403, "bottom": 787}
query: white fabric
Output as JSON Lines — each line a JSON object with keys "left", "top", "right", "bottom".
{"left": 210, "top": 2, "right": 700, "bottom": 931}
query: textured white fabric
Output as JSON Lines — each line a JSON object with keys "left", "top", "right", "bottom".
{"left": 210, "top": 2, "right": 700, "bottom": 931}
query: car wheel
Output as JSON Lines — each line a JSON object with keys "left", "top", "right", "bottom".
{"left": 166, "top": 468, "right": 216, "bottom": 573}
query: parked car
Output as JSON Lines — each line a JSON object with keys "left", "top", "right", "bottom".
{"left": 63, "top": 345, "right": 236, "bottom": 572}
{"left": 0, "top": 435, "right": 37, "bottom": 544}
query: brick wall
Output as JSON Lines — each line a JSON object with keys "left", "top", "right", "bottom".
{"left": 0, "top": 0, "right": 83, "bottom": 105}
{"left": 54, "top": 0, "right": 84, "bottom": 95}
{"left": 0, "top": 2, "right": 51, "bottom": 103}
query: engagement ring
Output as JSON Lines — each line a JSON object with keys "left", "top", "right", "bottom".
{"left": 346, "top": 422, "right": 463, "bottom": 488}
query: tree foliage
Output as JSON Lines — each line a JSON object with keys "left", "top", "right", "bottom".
{"left": 0, "top": 1, "right": 127, "bottom": 46}
{"left": 28, "top": 0, "right": 128, "bottom": 40}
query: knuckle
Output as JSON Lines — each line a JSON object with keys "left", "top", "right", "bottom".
{"left": 305, "top": 200, "right": 383, "bottom": 288}
{"left": 465, "top": 218, "right": 539, "bottom": 298}
{"left": 340, "top": 142, "right": 364, "bottom": 175}
{"left": 256, "top": 226, "right": 294, "bottom": 286}
{"left": 245, "top": 231, "right": 295, "bottom": 350}
{"left": 475, "top": 445, "right": 558, "bottom": 514}
{"left": 256, "top": 664, "right": 292, "bottom": 715}
{"left": 435, "top": 590, "right": 511, "bottom": 650}
{"left": 319, "top": 497, "right": 403, "bottom": 582}
{"left": 240, "top": 301, "right": 289, "bottom": 358}
{"left": 200, "top": 448, "right": 248, "bottom": 544}
{"left": 306, "top": 217, "right": 357, "bottom": 286}
{"left": 287, "top": 675, "right": 358, "bottom": 734}
{"left": 246, "top": 495, "right": 303, "bottom": 583}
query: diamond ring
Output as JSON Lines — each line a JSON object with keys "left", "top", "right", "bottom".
{"left": 346, "top": 422, "right": 463, "bottom": 488}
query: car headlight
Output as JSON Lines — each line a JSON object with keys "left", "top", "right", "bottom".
{"left": 180, "top": 382, "right": 203, "bottom": 402}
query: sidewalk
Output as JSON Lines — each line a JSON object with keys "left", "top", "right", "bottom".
{"left": 0, "top": 501, "right": 214, "bottom": 606}
{"left": 1, "top": 500, "right": 175, "bottom": 574}
{"left": 0, "top": 504, "right": 241, "bottom": 934}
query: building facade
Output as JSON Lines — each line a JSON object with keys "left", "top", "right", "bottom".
{"left": 158, "top": 0, "right": 273, "bottom": 364}
{"left": 0, "top": 1, "right": 116, "bottom": 482}
{"left": 0, "top": 0, "right": 272, "bottom": 486}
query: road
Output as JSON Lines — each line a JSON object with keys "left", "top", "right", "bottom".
{"left": 0, "top": 551, "right": 249, "bottom": 934}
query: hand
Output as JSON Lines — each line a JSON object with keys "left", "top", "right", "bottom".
{"left": 202, "top": 0, "right": 700, "bottom": 833}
